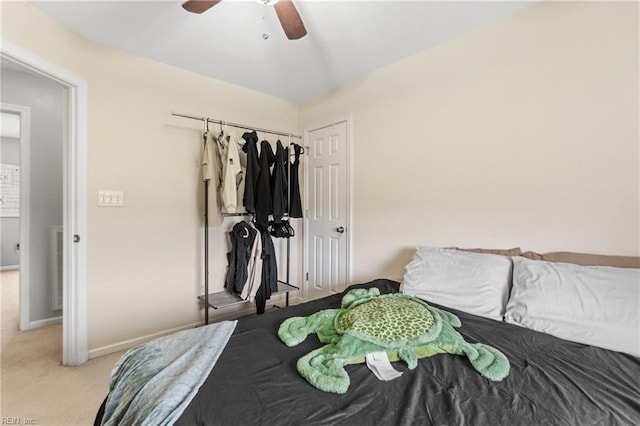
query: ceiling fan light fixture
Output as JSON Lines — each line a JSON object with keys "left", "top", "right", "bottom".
{"left": 183, "top": 0, "right": 305, "bottom": 40}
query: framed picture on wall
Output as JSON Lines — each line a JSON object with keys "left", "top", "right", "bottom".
{"left": 0, "top": 162, "right": 20, "bottom": 217}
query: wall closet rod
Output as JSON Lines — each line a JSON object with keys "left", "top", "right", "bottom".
{"left": 172, "top": 112, "right": 302, "bottom": 139}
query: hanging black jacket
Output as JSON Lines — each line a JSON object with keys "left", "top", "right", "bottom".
{"left": 255, "top": 140, "right": 275, "bottom": 228}
{"left": 271, "top": 140, "right": 288, "bottom": 223}
{"left": 224, "top": 221, "right": 257, "bottom": 295}
{"left": 255, "top": 227, "right": 278, "bottom": 314}
{"left": 288, "top": 144, "right": 303, "bottom": 218}
{"left": 241, "top": 131, "right": 260, "bottom": 213}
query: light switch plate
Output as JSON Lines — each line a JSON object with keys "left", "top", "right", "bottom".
{"left": 98, "top": 190, "right": 124, "bottom": 207}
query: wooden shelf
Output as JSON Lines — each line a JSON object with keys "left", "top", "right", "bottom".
{"left": 276, "top": 281, "right": 299, "bottom": 293}
{"left": 198, "top": 281, "right": 299, "bottom": 309}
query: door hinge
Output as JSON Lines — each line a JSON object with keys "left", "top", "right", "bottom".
{"left": 306, "top": 272, "right": 309, "bottom": 281}
{"left": 305, "top": 146, "right": 310, "bottom": 155}
{"left": 73, "top": 234, "right": 81, "bottom": 243}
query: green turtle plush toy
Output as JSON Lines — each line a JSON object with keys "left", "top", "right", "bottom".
{"left": 278, "top": 287, "right": 510, "bottom": 394}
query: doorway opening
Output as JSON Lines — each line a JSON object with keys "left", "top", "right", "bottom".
{"left": 1, "top": 41, "right": 88, "bottom": 366}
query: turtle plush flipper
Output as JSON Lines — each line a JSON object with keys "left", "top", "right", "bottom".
{"left": 397, "top": 347, "right": 418, "bottom": 369}
{"left": 341, "top": 288, "right": 380, "bottom": 308}
{"left": 279, "top": 309, "right": 341, "bottom": 346}
{"left": 297, "top": 344, "right": 350, "bottom": 394}
{"left": 460, "top": 342, "right": 510, "bottom": 381}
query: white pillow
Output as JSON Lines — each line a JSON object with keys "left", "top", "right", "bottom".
{"left": 399, "top": 247, "right": 512, "bottom": 321}
{"left": 505, "top": 256, "right": 640, "bottom": 357}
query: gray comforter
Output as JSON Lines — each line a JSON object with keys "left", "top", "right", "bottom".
{"left": 96, "top": 279, "right": 640, "bottom": 425}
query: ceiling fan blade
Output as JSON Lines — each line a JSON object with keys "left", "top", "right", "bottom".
{"left": 182, "top": 0, "right": 222, "bottom": 14}
{"left": 273, "top": 0, "right": 307, "bottom": 40}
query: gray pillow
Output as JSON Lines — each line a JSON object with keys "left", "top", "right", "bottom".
{"left": 400, "top": 247, "right": 513, "bottom": 321}
{"left": 505, "top": 256, "right": 640, "bottom": 357}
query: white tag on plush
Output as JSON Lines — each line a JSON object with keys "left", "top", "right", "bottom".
{"left": 365, "top": 351, "right": 403, "bottom": 381}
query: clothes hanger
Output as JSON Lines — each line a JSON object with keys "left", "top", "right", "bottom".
{"left": 216, "top": 121, "right": 226, "bottom": 148}
{"left": 224, "top": 121, "right": 232, "bottom": 143}
{"left": 203, "top": 119, "right": 209, "bottom": 143}
{"left": 286, "top": 136, "right": 298, "bottom": 161}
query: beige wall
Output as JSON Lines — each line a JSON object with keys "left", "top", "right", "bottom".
{"left": 2, "top": 1, "right": 299, "bottom": 351}
{"left": 0, "top": 1, "right": 89, "bottom": 76}
{"left": 86, "top": 46, "right": 299, "bottom": 351}
{"left": 300, "top": 1, "right": 639, "bottom": 283}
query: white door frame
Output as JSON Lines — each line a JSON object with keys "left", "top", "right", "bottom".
{"left": 1, "top": 39, "right": 88, "bottom": 366}
{"left": 1, "top": 103, "right": 32, "bottom": 331}
{"left": 303, "top": 116, "right": 353, "bottom": 300}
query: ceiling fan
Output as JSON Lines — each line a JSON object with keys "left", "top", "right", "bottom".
{"left": 182, "top": 0, "right": 307, "bottom": 40}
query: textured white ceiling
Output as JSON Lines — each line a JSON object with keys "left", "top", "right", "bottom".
{"left": 31, "top": 0, "right": 535, "bottom": 102}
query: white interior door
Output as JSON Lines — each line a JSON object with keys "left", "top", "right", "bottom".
{"left": 305, "top": 120, "right": 349, "bottom": 300}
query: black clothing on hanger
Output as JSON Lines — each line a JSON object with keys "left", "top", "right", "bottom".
{"left": 288, "top": 143, "right": 303, "bottom": 218}
{"left": 224, "top": 221, "right": 257, "bottom": 295}
{"left": 241, "top": 131, "right": 260, "bottom": 214}
{"left": 255, "top": 140, "right": 276, "bottom": 228}
{"left": 271, "top": 140, "right": 288, "bottom": 223}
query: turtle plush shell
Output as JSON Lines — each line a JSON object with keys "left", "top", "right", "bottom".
{"left": 334, "top": 294, "right": 441, "bottom": 349}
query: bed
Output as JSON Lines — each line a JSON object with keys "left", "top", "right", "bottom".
{"left": 95, "top": 249, "right": 640, "bottom": 426}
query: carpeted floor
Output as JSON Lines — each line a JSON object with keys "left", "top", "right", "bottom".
{"left": 1, "top": 270, "right": 124, "bottom": 425}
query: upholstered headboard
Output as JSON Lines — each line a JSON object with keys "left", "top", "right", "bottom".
{"left": 520, "top": 251, "right": 640, "bottom": 268}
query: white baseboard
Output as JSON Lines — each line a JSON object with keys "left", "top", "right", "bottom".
{"left": 28, "top": 316, "right": 62, "bottom": 329}
{"left": 88, "top": 321, "right": 203, "bottom": 359}
{"left": 287, "top": 295, "right": 305, "bottom": 305}
{"left": 0, "top": 265, "right": 19, "bottom": 271}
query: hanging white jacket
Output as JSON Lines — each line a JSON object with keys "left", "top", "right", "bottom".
{"left": 217, "top": 131, "right": 246, "bottom": 214}
{"left": 201, "top": 132, "right": 223, "bottom": 226}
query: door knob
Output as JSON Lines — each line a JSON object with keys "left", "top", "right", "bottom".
{"left": 336, "top": 226, "right": 345, "bottom": 233}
